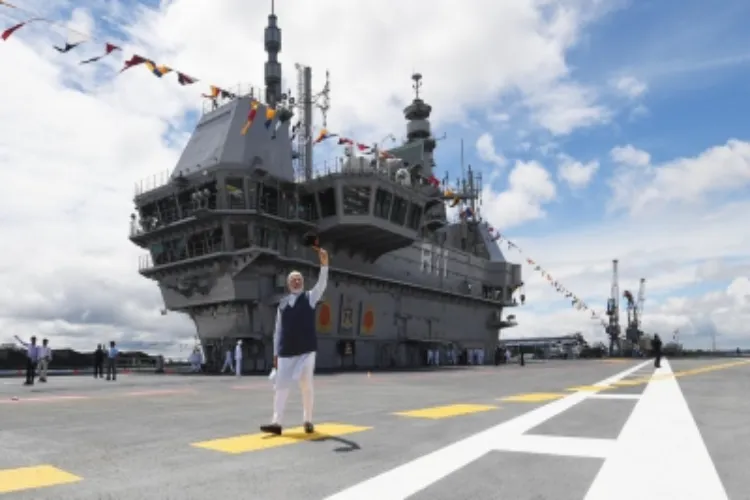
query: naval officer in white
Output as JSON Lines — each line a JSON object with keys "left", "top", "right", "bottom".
{"left": 261, "top": 246, "right": 328, "bottom": 436}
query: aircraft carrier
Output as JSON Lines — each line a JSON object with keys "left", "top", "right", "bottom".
{"left": 128, "top": 3, "right": 523, "bottom": 371}
{"left": 1, "top": 357, "right": 748, "bottom": 499}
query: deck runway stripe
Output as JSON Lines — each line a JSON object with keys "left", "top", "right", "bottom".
{"left": 566, "top": 385, "right": 610, "bottom": 392}
{"left": 394, "top": 404, "right": 498, "bottom": 419}
{"left": 191, "top": 423, "right": 371, "bottom": 454}
{"left": 500, "top": 393, "right": 565, "bottom": 403}
{"left": 0, "top": 465, "right": 82, "bottom": 494}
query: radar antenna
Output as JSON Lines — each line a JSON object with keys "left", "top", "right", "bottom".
{"left": 412, "top": 72, "right": 422, "bottom": 99}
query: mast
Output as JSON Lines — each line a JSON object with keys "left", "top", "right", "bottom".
{"left": 264, "top": 0, "right": 282, "bottom": 108}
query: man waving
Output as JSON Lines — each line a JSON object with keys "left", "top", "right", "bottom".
{"left": 261, "top": 247, "right": 328, "bottom": 436}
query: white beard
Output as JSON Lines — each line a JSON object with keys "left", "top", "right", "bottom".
{"left": 289, "top": 285, "right": 303, "bottom": 294}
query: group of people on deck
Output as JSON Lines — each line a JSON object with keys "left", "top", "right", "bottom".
{"left": 13, "top": 336, "right": 120, "bottom": 385}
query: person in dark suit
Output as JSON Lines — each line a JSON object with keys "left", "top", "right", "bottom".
{"left": 93, "top": 344, "right": 104, "bottom": 378}
{"left": 652, "top": 334, "right": 663, "bottom": 368}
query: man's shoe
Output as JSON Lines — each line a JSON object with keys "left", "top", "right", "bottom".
{"left": 304, "top": 422, "right": 315, "bottom": 434}
{"left": 260, "top": 423, "right": 282, "bottom": 435}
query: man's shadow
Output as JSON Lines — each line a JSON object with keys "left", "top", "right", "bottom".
{"left": 262, "top": 432, "right": 361, "bottom": 453}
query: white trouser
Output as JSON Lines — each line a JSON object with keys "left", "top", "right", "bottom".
{"left": 221, "top": 359, "right": 232, "bottom": 373}
{"left": 235, "top": 358, "right": 242, "bottom": 376}
{"left": 38, "top": 359, "right": 49, "bottom": 379}
{"left": 272, "top": 352, "right": 316, "bottom": 425}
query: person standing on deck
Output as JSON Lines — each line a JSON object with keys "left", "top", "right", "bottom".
{"left": 93, "top": 344, "right": 104, "bottom": 378}
{"left": 652, "top": 334, "right": 663, "bottom": 368}
{"left": 234, "top": 340, "right": 243, "bottom": 377}
{"left": 260, "top": 247, "right": 329, "bottom": 436}
{"left": 221, "top": 347, "right": 233, "bottom": 374}
{"left": 106, "top": 341, "right": 119, "bottom": 381}
{"left": 14, "top": 335, "right": 39, "bottom": 386}
{"left": 37, "top": 338, "right": 52, "bottom": 383}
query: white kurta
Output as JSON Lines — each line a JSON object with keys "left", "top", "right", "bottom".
{"left": 272, "top": 266, "right": 328, "bottom": 390}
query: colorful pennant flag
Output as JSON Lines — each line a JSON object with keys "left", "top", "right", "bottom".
{"left": 1, "top": 3, "right": 299, "bottom": 139}
{"left": 264, "top": 107, "right": 276, "bottom": 128}
{"left": 241, "top": 100, "right": 259, "bottom": 135}
{"left": 120, "top": 54, "right": 147, "bottom": 73}
{"left": 1, "top": 19, "right": 38, "bottom": 41}
{"left": 144, "top": 59, "right": 171, "bottom": 78}
{"left": 487, "top": 224, "right": 607, "bottom": 326}
{"left": 54, "top": 41, "right": 81, "bottom": 53}
{"left": 79, "top": 43, "right": 119, "bottom": 64}
{"left": 177, "top": 72, "right": 197, "bottom": 85}
{"left": 314, "top": 129, "right": 337, "bottom": 144}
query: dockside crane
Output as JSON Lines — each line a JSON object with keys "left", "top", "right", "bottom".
{"left": 606, "top": 259, "right": 622, "bottom": 356}
{"left": 624, "top": 278, "right": 646, "bottom": 343}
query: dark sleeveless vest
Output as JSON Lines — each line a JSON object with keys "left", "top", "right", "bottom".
{"left": 278, "top": 292, "right": 317, "bottom": 357}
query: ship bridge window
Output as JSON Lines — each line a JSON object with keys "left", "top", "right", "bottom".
{"left": 407, "top": 203, "right": 423, "bottom": 230}
{"left": 259, "top": 185, "right": 279, "bottom": 215}
{"left": 253, "top": 224, "right": 278, "bottom": 249}
{"left": 230, "top": 223, "right": 250, "bottom": 249}
{"left": 298, "top": 193, "right": 318, "bottom": 221}
{"left": 318, "top": 187, "right": 337, "bottom": 217}
{"left": 197, "top": 182, "right": 218, "bottom": 210}
{"left": 186, "top": 227, "right": 224, "bottom": 258}
{"left": 177, "top": 190, "right": 193, "bottom": 217}
{"left": 138, "top": 203, "right": 159, "bottom": 231}
{"left": 342, "top": 186, "right": 371, "bottom": 215}
{"left": 226, "top": 178, "right": 246, "bottom": 209}
{"left": 390, "top": 196, "right": 408, "bottom": 225}
{"left": 157, "top": 196, "right": 179, "bottom": 225}
{"left": 374, "top": 189, "right": 392, "bottom": 219}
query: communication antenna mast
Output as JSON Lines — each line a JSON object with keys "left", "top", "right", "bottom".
{"left": 314, "top": 70, "right": 331, "bottom": 128}
{"left": 293, "top": 65, "right": 331, "bottom": 181}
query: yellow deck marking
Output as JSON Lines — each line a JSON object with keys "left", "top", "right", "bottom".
{"left": 566, "top": 385, "right": 610, "bottom": 392}
{"left": 612, "top": 379, "right": 647, "bottom": 387}
{"left": 500, "top": 393, "right": 565, "bottom": 403}
{"left": 0, "top": 465, "right": 81, "bottom": 494}
{"left": 394, "top": 404, "right": 498, "bottom": 419}
{"left": 191, "top": 423, "right": 371, "bottom": 454}
{"left": 674, "top": 360, "right": 750, "bottom": 378}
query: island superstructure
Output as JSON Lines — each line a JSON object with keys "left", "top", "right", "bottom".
{"left": 128, "top": 3, "right": 524, "bottom": 370}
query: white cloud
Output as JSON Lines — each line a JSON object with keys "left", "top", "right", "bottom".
{"left": 610, "top": 144, "right": 651, "bottom": 166}
{"left": 611, "top": 75, "right": 647, "bottom": 99}
{"left": 609, "top": 140, "right": 750, "bottom": 214}
{"left": 482, "top": 161, "right": 556, "bottom": 229}
{"left": 557, "top": 155, "right": 599, "bottom": 189}
{"left": 476, "top": 133, "right": 507, "bottom": 168}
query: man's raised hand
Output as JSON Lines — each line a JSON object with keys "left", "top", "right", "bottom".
{"left": 318, "top": 248, "right": 329, "bottom": 266}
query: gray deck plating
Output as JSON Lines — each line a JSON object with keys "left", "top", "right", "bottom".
{"left": 0, "top": 358, "right": 747, "bottom": 500}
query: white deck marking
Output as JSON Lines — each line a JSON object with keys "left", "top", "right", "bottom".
{"left": 498, "top": 434, "right": 614, "bottom": 459}
{"left": 324, "top": 361, "right": 650, "bottom": 500}
{"left": 586, "top": 393, "right": 641, "bottom": 400}
{"left": 584, "top": 358, "right": 728, "bottom": 500}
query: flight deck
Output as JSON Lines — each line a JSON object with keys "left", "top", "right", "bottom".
{"left": 0, "top": 358, "right": 747, "bottom": 499}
